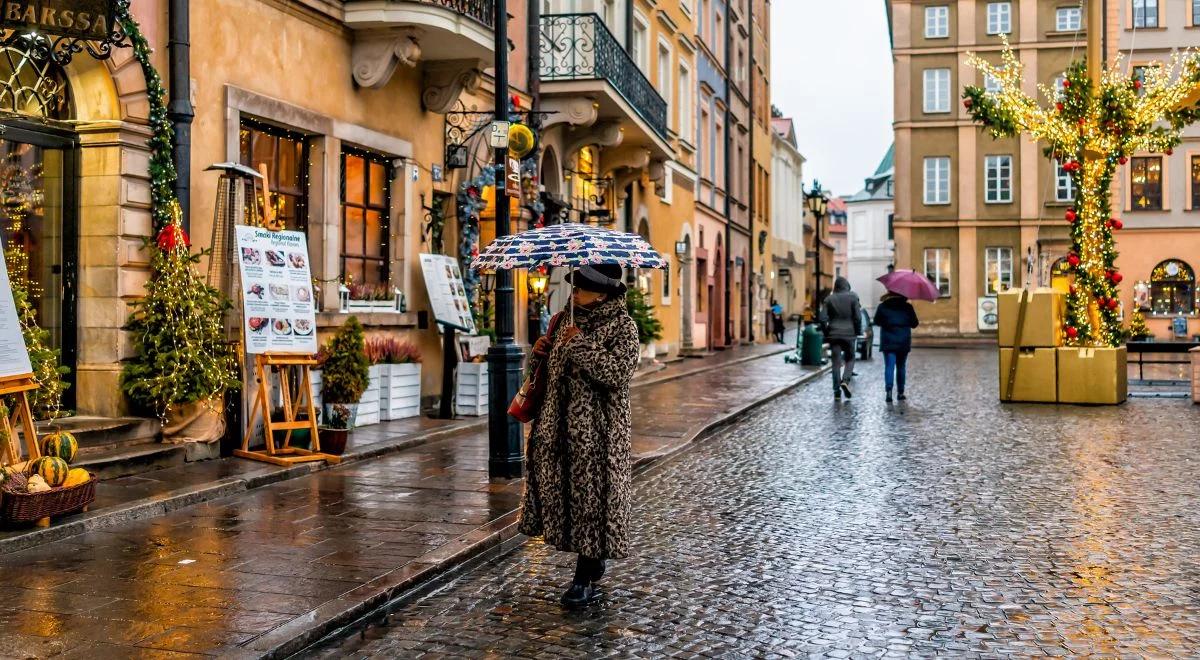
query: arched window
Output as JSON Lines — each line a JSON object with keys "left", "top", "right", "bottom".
{"left": 1150, "top": 259, "right": 1196, "bottom": 315}
{"left": 0, "top": 44, "right": 70, "bottom": 119}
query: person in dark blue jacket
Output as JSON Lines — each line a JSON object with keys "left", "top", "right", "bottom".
{"left": 873, "top": 293, "right": 920, "bottom": 403}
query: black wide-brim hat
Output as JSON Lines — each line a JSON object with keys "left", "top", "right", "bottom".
{"left": 566, "top": 264, "right": 627, "bottom": 296}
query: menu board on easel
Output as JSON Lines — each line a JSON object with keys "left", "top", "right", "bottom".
{"left": 235, "top": 226, "right": 318, "bottom": 354}
{"left": 419, "top": 253, "right": 477, "bottom": 334}
{"left": 0, "top": 239, "right": 31, "bottom": 378}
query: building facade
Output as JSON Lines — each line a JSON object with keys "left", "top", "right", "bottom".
{"left": 1110, "top": 1, "right": 1200, "bottom": 339}
{"left": 888, "top": 0, "right": 1117, "bottom": 337}
{"left": 829, "top": 197, "right": 848, "bottom": 281}
{"left": 845, "top": 145, "right": 896, "bottom": 309}
{"left": 770, "top": 114, "right": 806, "bottom": 321}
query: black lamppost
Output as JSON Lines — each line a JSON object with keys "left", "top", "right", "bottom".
{"left": 487, "top": 0, "right": 525, "bottom": 479}
{"left": 805, "top": 181, "right": 830, "bottom": 313}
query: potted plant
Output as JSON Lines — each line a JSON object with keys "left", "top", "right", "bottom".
{"left": 377, "top": 337, "right": 422, "bottom": 420}
{"left": 357, "top": 337, "right": 384, "bottom": 427}
{"left": 346, "top": 283, "right": 397, "bottom": 313}
{"left": 319, "top": 316, "right": 370, "bottom": 453}
{"left": 627, "top": 287, "right": 664, "bottom": 360}
{"left": 122, "top": 212, "right": 240, "bottom": 443}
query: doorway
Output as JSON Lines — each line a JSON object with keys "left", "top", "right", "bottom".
{"left": 0, "top": 122, "right": 80, "bottom": 410}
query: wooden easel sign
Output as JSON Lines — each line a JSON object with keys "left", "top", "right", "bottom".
{"left": 0, "top": 238, "right": 39, "bottom": 470}
{"left": 233, "top": 225, "right": 334, "bottom": 466}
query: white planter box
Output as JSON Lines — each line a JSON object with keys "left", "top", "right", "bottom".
{"left": 381, "top": 363, "right": 422, "bottom": 420}
{"left": 456, "top": 362, "right": 489, "bottom": 416}
{"left": 310, "top": 369, "right": 322, "bottom": 415}
{"left": 346, "top": 299, "right": 399, "bottom": 313}
{"left": 356, "top": 365, "right": 383, "bottom": 427}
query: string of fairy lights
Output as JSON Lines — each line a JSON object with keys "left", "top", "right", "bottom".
{"left": 964, "top": 37, "right": 1200, "bottom": 347}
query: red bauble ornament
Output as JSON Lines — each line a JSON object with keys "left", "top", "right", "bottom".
{"left": 1134, "top": 79, "right": 1142, "bottom": 90}
{"left": 1056, "top": 102, "right": 1065, "bottom": 112}
{"left": 1111, "top": 218, "right": 1124, "bottom": 230}
{"left": 511, "top": 94, "right": 521, "bottom": 109}
{"left": 1066, "top": 326, "right": 1079, "bottom": 338}
{"left": 1067, "top": 254, "right": 1080, "bottom": 267}
{"left": 1063, "top": 79, "right": 1071, "bottom": 88}
{"left": 1107, "top": 298, "right": 1119, "bottom": 311}
{"left": 963, "top": 98, "right": 973, "bottom": 109}
{"left": 1119, "top": 156, "right": 1128, "bottom": 165}
{"left": 467, "top": 185, "right": 479, "bottom": 196}
{"left": 156, "top": 225, "right": 189, "bottom": 252}
{"left": 1167, "top": 148, "right": 1175, "bottom": 156}
{"left": 1065, "top": 209, "right": 1077, "bottom": 222}
{"left": 1111, "top": 272, "right": 1124, "bottom": 284}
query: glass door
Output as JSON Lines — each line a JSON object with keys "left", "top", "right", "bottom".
{"left": 0, "top": 123, "right": 79, "bottom": 410}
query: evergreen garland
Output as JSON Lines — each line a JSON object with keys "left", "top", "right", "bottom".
{"left": 119, "top": 3, "right": 177, "bottom": 231}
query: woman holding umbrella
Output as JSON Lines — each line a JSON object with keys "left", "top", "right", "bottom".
{"left": 521, "top": 263, "right": 639, "bottom": 607}
{"left": 874, "top": 270, "right": 936, "bottom": 402}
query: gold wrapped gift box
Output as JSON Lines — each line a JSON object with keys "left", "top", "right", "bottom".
{"left": 997, "top": 288, "right": 1064, "bottom": 348}
{"left": 1056, "top": 347, "right": 1128, "bottom": 405}
{"left": 999, "top": 348, "right": 1058, "bottom": 403}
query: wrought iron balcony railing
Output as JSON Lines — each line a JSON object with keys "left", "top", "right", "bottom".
{"left": 347, "top": 0, "right": 495, "bottom": 28}
{"left": 540, "top": 13, "right": 668, "bottom": 140}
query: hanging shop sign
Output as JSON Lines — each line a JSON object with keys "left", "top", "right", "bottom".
{"left": 505, "top": 155, "right": 521, "bottom": 199}
{"left": 419, "top": 253, "right": 477, "bottom": 335}
{"left": 235, "top": 226, "right": 318, "bottom": 355}
{"left": 0, "top": 241, "right": 31, "bottom": 378}
{"left": 0, "top": 0, "right": 116, "bottom": 40}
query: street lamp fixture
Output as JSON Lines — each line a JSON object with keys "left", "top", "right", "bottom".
{"left": 805, "top": 180, "right": 830, "bottom": 313}
{"left": 527, "top": 267, "right": 548, "bottom": 298}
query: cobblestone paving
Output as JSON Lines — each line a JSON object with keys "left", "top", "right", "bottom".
{"left": 310, "top": 348, "right": 1200, "bottom": 658}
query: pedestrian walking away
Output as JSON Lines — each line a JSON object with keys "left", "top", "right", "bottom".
{"left": 770, "top": 300, "right": 785, "bottom": 343}
{"left": 518, "top": 263, "right": 640, "bottom": 608}
{"left": 820, "top": 276, "right": 862, "bottom": 399}
{"left": 873, "top": 292, "right": 920, "bottom": 403}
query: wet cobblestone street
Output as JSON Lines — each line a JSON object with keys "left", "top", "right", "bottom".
{"left": 311, "top": 348, "right": 1200, "bottom": 658}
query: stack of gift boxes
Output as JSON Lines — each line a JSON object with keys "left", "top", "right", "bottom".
{"left": 997, "top": 288, "right": 1127, "bottom": 405}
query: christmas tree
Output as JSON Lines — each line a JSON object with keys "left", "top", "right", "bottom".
{"left": 1128, "top": 309, "right": 1151, "bottom": 340}
{"left": 0, "top": 154, "right": 69, "bottom": 418}
{"left": 122, "top": 204, "right": 239, "bottom": 419}
{"left": 964, "top": 41, "right": 1200, "bottom": 347}
{"left": 626, "top": 287, "right": 663, "bottom": 345}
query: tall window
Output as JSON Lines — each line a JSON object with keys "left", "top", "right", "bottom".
{"left": 657, "top": 42, "right": 672, "bottom": 104}
{"left": 631, "top": 16, "right": 648, "bottom": 71}
{"left": 923, "top": 68, "right": 950, "bottom": 113}
{"left": 1150, "top": 260, "right": 1195, "bottom": 315}
{"left": 1055, "top": 159, "right": 1075, "bottom": 202}
{"left": 340, "top": 149, "right": 391, "bottom": 286}
{"left": 678, "top": 64, "right": 693, "bottom": 141}
{"left": 925, "top": 5, "right": 950, "bottom": 38}
{"left": 887, "top": 213, "right": 895, "bottom": 240}
{"left": 1056, "top": 6, "right": 1082, "bottom": 31}
{"left": 700, "top": 106, "right": 711, "bottom": 179}
{"left": 1194, "top": 0, "right": 1200, "bottom": 26}
{"left": 1133, "top": 0, "right": 1159, "bottom": 28}
{"left": 924, "top": 248, "right": 952, "bottom": 297}
{"left": 924, "top": 156, "right": 951, "bottom": 205}
{"left": 984, "top": 247, "right": 1013, "bottom": 295}
{"left": 714, "top": 12, "right": 724, "bottom": 60}
{"left": 239, "top": 119, "right": 309, "bottom": 232}
{"left": 986, "top": 2, "right": 1012, "bottom": 34}
{"left": 1192, "top": 156, "right": 1200, "bottom": 210}
{"left": 1130, "top": 156, "right": 1163, "bottom": 210}
{"left": 985, "top": 155, "right": 1013, "bottom": 203}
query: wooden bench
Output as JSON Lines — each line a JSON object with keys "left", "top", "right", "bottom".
{"left": 1126, "top": 340, "right": 1200, "bottom": 381}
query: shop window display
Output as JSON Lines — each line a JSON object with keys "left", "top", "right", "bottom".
{"left": 1149, "top": 259, "right": 1195, "bottom": 316}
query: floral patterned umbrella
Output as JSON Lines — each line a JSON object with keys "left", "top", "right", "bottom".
{"left": 469, "top": 223, "right": 668, "bottom": 271}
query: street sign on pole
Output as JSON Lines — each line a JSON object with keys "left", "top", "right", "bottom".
{"left": 506, "top": 156, "right": 521, "bottom": 199}
{"left": 489, "top": 121, "right": 511, "bottom": 149}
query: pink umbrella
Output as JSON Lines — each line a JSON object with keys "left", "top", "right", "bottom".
{"left": 877, "top": 269, "right": 940, "bottom": 302}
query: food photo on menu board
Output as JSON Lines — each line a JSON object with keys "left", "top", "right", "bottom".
{"left": 235, "top": 226, "right": 319, "bottom": 355}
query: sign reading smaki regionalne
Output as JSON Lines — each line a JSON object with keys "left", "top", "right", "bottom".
{"left": 0, "top": 0, "right": 115, "bottom": 41}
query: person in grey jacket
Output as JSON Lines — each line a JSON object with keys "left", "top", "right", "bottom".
{"left": 820, "top": 276, "right": 862, "bottom": 399}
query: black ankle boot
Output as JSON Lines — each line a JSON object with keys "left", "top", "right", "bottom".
{"left": 561, "top": 581, "right": 599, "bottom": 607}
{"left": 591, "top": 559, "right": 606, "bottom": 582}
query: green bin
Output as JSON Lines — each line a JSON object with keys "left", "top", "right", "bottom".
{"left": 801, "top": 324, "right": 824, "bottom": 366}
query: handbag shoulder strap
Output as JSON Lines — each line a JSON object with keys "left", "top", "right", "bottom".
{"left": 547, "top": 311, "right": 566, "bottom": 340}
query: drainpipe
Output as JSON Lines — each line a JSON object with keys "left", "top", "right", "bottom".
{"left": 168, "top": 0, "right": 193, "bottom": 231}
{"left": 747, "top": 0, "right": 755, "bottom": 343}
{"left": 528, "top": 0, "right": 540, "bottom": 103}
{"left": 722, "top": 6, "right": 733, "bottom": 347}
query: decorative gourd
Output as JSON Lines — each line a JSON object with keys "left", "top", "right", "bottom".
{"left": 30, "top": 456, "right": 68, "bottom": 487}
{"left": 41, "top": 432, "right": 78, "bottom": 463}
{"left": 62, "top": 468, "right": 90, "bottom": 488}
{"left": 26, "top": 474, "right": 49, "bottom": 493}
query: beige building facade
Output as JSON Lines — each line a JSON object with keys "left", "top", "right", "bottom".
{"left": 889, "top": 0, "right": 1120, "bottom": 336}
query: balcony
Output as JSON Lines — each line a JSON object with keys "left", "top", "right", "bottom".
{"left": 540, "top": 13, "right": 671, "bottom": 156}
{"left": 344, "top": 1, "right": 496, "bottom": 109}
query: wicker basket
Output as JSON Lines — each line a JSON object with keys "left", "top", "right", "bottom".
{"left": 1, "top": 473, "right": 96, "bottom": 524}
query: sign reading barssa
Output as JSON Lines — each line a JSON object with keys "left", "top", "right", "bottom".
{"left": 1, "top": 0, "right": 115, "bottom": 40}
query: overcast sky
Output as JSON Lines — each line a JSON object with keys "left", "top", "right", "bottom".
{"left": 770, "top": 0, "right": 894, "bottom": 198}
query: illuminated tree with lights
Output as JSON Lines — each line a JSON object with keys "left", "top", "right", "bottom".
{"left": 963, "top": 41, "right": 1200, "bottom": 347}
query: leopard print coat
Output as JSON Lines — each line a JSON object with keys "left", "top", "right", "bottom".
{"left": 518, "top": 295, "right": 640, "bottom": 560}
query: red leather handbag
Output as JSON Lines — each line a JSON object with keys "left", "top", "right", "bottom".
{"left": 508, "top": 313, "right": 565, "bottom": 423}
